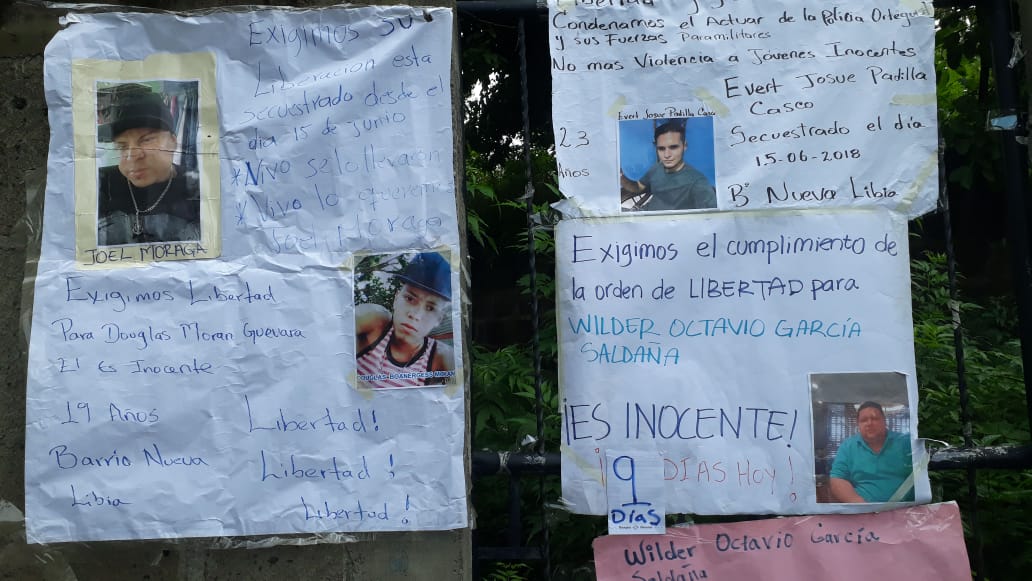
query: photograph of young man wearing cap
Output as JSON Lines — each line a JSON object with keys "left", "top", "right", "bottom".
{"left": 355, "top": 251, "right": 456, "bottom": 389}
{"left": 96, "top": 83, "right": 200, "bottom": 246}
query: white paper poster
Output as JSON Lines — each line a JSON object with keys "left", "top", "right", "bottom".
{"left": 557, "top": 210, "right": 931, "bottom": 515}
{"left": 547, "top": 0, "right": 938, "bottom": 218}
{"left": 26, "top": 6, "right": 466, "bottom": 542}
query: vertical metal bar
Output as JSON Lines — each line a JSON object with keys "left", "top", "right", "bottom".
{"left": 508, "top": 474, "right": 523, "bottom": 547}
{"left": 976, "top": 3, "right": 1031, "bottom": 578}
{"left": 939, "top": 174, "right": 984, "bottom": 580}
{"left": 517, "top": 19, "right": 544, "bottom": 458}
{"left": 518, "top": 16, "right": 551, "bottom": 579}
{"left": 988, "top": 0, "right": 1032, "bottom": 434}
{"left": 977, "top": 3, "right": 1031, "bottom": 578}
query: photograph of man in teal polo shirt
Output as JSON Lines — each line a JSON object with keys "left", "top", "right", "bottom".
{"left": 829, "top": 401, "right": 915, "bottom": 503}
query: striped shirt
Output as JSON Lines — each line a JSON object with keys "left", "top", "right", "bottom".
{"left": 357, "top": 327, "right": 442, "bottom": 389}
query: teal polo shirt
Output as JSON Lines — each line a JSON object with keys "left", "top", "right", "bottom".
{"left": 830, "top": 430, "right": 914, "bottom": 502}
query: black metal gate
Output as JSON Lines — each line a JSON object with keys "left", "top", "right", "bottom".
{"left": 458, "top": 1, "right": 1032, "bottom": 579}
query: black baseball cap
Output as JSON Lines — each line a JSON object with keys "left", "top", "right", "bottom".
{"left": 393, "top": 253, "right": 451, "bottom": 301}
{"left": 105, "top": 86, "right": 173, "bottom": 139}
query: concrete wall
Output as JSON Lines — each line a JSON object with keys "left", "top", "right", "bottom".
{"left": 0, "top": 2, "right": 470, "bottom": 579}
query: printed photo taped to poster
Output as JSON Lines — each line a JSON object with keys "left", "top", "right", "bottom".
{"left": 810, "top": 371, "right": 925, "bottom": 506}
{"left": 353, "top": 249, "right": 458, "bottom": 390}
{"left": 617, "top": 103, "right": 718, "bottom": 214}
{"left": 72, "top": 52, "right": 221, "bottom": 267}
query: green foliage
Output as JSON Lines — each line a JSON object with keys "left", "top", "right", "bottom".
{"left": 472, "top": 343, "right": 558, "bottom": 450}
{"left": 466, "top": 149, "right": 501, "bottom": 254}
{"left": 472, "top": 339, "right": 607, "bottom": 579}
{"left": 483, "top": 563, "right": 532, "bottom": 581}
{"left": 935, "top": 6, "right": 1001, "bottom": 193}
{"left": 466, "top": 147, "right": 562, "bottom": 257}
{"left": 912, "top": 252, "right": 1032, "bottom": 580}
{"left": 467, "top": 151, "right": 606, "bottom": 576}
{"left": 353, "top": 253, "right": 406, "bottom": 309}
{"left": 460, "top": 13, "right": 553, "bottom": 168}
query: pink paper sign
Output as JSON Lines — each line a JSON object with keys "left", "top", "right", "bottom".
{"left": 593, "top": 502, "right": 970, "bottom": 581}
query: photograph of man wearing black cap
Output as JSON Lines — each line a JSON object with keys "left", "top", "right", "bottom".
{"left": 354, "top": 250, "right": 456, "bottom": 389}
{"left": 96, "top": 81, "right": 201, "bottom": 245}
